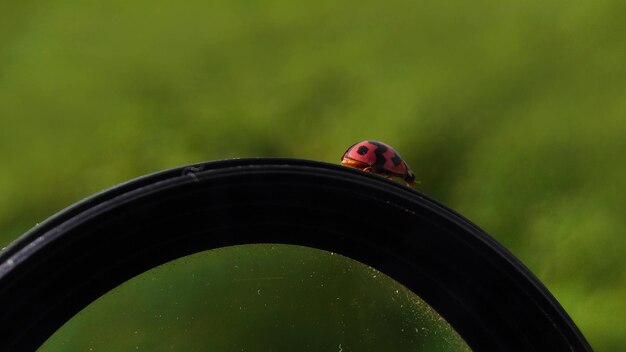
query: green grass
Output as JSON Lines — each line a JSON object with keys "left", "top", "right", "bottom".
{"left": 1, "top": 0, "right": 625, "bottom": 350}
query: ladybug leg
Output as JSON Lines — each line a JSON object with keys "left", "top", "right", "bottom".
{"left": 379, "top": 169, "right": 393, "bottom": 180}
{"left": 405, "top": 179, "right": 419, "bottom": 187}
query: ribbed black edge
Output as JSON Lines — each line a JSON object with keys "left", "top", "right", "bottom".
{"left": 0, "top": 158, "right": 592, "bottom": 351}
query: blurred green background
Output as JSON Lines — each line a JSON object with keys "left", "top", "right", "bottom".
{"left": 1, "top": 0, "right": 624, "bottom": 350}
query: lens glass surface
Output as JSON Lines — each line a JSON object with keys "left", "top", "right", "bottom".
{"left": 39, "top": 244, "right": 470, "bottom": 351}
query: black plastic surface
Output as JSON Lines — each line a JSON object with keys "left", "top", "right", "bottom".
{"left": 0, "top": 158, "right": 592, "bottom": 351}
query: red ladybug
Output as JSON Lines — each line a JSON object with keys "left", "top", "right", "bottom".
{"left": 341, "top": 140, "right": 416, "bottom": 186}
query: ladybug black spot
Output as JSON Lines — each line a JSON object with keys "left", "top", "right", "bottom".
{"left": 391, "top": 153, "right": 402, "bottom": 166}
{"left": 357, "top": 146, "right": 369, "bottom": 155}
{"left": 368, "top": 141, "right": 387, "bottom": 167}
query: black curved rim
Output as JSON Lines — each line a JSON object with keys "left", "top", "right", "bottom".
{"left": 0, "top": 158, "right": 592, "bottom": 351}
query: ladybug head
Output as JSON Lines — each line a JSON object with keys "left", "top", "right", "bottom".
{"left": 404, "top": 169, "right": 416, "bottom": 186}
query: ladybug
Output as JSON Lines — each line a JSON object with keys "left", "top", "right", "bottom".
{"left": 341, "top": 140, "right": 416, "bottom": 186}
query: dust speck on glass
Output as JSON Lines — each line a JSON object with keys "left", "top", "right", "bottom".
{"left": 39, "top": 244, "right": 470, "bottom": 351}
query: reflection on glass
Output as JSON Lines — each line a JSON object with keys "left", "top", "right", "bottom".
{"left": 39, "top": 244, "right": 470, "bottom": 351}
